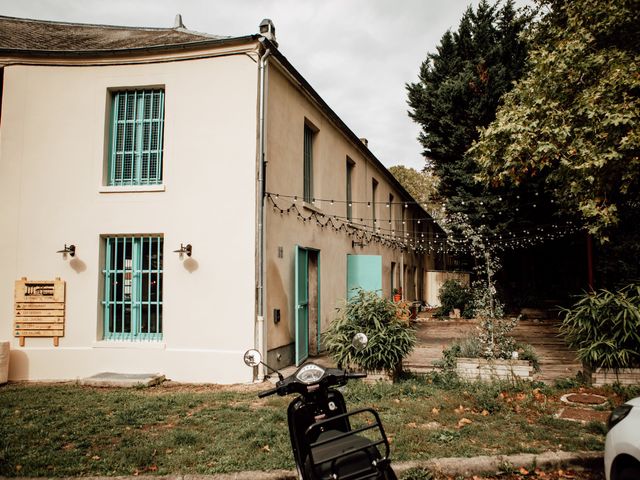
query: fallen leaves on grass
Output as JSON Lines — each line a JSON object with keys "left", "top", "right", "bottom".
{"left": 457, "top": 417, "right": 473, "bottom": 428}
{"left": 445, "top": 467, "right": 601, "bottom": 479}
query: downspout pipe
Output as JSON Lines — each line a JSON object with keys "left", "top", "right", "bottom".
{"left": 256, "top": 44, "right": 271, "bottom": 381}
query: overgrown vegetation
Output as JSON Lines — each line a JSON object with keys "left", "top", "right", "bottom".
{"left": 435, "top": 279, "right": 473, "bottom": 318}
{"left": 324, "top": 289, "right": 416, "bottom": 377}
{"left": 560, "top": 284, "right": 640, "bottom": 369}
{"left": 0, "top": 378, "right": 620, "bottom": 477}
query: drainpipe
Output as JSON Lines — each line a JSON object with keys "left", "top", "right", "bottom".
{"left": 400, "top": 252, "right": 405, "bottom": 300}
{"left": 256, "top": 45, "right": 271, "bottom": 381}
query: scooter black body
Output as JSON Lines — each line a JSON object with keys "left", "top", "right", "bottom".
{"left": 251, "top": 360, "right": 397, "bottom": 480}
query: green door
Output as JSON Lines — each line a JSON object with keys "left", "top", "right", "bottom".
{"left": 295, "top": 246, "right": 309, "bottom": 365}
{"left": 347, "top": 255, "right": 382, "bottom": 298}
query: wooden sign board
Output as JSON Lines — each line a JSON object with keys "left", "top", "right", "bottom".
{"left": 14, "top": 278, "right": 65, "bottom": 347}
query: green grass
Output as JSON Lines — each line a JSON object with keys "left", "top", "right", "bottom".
{"left": 0, "top": 378, "right": 618, "bottom": 477}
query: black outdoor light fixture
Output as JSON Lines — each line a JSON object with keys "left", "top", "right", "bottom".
{"left": 173, "top": 243, "right": 192, "bottom": 257}
{"left": 57, "top": 244, "right": 76, "bottom": 257}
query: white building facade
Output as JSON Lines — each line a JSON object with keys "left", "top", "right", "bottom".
{"left": 0, "top": 16, "right": 442, "bottom": 383}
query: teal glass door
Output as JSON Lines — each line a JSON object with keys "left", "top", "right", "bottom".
{"left": 295, "top": 246, "right": 309, "bottom": 365}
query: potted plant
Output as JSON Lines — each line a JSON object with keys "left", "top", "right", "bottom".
{"left": 560, "top": 284, "right": 640, "bottom": 386}
{"left": 392, "top": 287, "right": 402, "bottom": 302}
{"left": 324, "top": 288, "right": 416, "bottom": 381}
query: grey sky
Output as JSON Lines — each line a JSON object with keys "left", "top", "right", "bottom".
{"left": 0, "top": 0, "right": 528, "bottom": 170}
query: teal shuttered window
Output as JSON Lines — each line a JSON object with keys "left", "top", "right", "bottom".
{"left": 102, "top": 236, "right": 163, "bottom": 341}
{"left": 109, "top": 90, "right": 165, "bottom": 186}
{"left": 346, "top": 160, "right": 354, "bottom": 221}
{"left": 303, "top": 124, "right": 314, "bottom": 203}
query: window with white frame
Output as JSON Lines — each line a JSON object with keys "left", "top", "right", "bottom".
{"left": 108, "top": 89, "right": 165, "bottom": 186}
{"left": 102, "top": 236, "right": 163, "bottom": 341}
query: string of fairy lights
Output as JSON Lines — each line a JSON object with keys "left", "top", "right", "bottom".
{"left": 266, "top": 192, "right": 580, "bottom": 255}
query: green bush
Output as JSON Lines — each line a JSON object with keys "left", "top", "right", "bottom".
{"left": 324, "top": 289, "right": 416, "bottom": 378}
{"left": 436, "top": 279, "right": 473, "bottom": 317}
{"left": 560, "top": 284, "right": 640, "bottom": 369}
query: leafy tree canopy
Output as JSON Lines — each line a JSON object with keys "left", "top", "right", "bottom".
{"left": 470, "top": 0, "right": 640, "bottom": 240}
{"left": 388, "top": 165, "right": 440, "bottom": 213}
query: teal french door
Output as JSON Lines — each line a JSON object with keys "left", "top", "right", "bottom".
{"left": 295, "top": 246, "right": 309, "bottom": 365}
{"left": 295, "top": 246, "right": 321, "bottom": 365}
{"left": 347, "top": 255, "right": 382, "bottom": 299}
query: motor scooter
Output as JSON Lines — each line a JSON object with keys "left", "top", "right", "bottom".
{"left": 243, "top": 333, "right": 397, "bottom": 480}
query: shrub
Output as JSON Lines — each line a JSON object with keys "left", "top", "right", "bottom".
{"left": 324, "top": 289, "right": 416, "bottom": 378}
{"left": 560, "top": 284, "right": 640, "bottom": 369}
{"left": 436, "top": 279, "right": 473, "bottom": 317}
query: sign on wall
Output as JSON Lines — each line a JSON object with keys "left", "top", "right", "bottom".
{"left": 14, "top": 278, "right": 65, "bottom": 347}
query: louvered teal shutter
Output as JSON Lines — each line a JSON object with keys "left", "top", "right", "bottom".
{"left": 303, "top": 124, "right": 313, "bottom": 202}
{"left": 108, "top": 90, "right": 165, "bottom": 186}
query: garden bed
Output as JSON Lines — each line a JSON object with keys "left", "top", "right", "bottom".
{"left": 456, "top": 357, "right": 533, "bottom": 381}
{"left": 591, "top": 367, "right": 640, "bottom": 387}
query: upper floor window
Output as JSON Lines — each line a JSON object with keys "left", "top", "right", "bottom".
{"left": 108, "top": 89, "right": 165, "bottom": 186}
{"left": 371, "top": 178, "right": 378, "bottom": 229}
{"left": 346, "top": 158, "right": 354, "bottom": 221}
{"left": 303, "top": 123, "right": 315, "bottom": 203}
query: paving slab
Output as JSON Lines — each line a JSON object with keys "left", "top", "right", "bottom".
{"left": 79, "top": 372, "right": 165, "bottom": 388}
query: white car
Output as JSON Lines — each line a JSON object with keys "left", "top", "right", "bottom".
{"left": 605, "top": 397, "right": 640, "bottom": 480}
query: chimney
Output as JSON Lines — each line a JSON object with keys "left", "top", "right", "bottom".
{"left": 360, "top": 138, "right": 369, "bottom": 148}
{"left": 174, "top": 14, "right": 185, "bottom": 29}
{"left": 259, "top": 19, "right": 278, "bottom": 47}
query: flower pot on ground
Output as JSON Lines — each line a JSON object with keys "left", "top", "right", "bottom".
{"left": 0, "top": 341, "right": 9, "bottom": 384}
{"left": 588, "top": 367, "right": 640, "bottom": 387}
{"left": 560, "top": 284, "right": 640, "bottom": 385}
{"left": 456, "top": 357, "right": 534, "bottom": 381}
{"left": 392, "top": 288, "right": 402, "bottom": 302}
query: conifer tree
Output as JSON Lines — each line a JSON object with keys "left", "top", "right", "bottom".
{"left": 407, "top": 0, "right": 532, "bottom": 233}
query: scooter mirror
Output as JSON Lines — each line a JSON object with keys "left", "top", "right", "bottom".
{"left": 352, "top": 333, "right": 368, "bottom": 351}
{"left": 243, "top": 349, "right": 262, "bottom": 367}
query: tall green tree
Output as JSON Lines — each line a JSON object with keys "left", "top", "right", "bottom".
{"left": 470, "top": 0, "right": 640, "bottom": 242}
{"left": 407, "top": 0, "right": 532, "bottom": 230}
{"left": 388, "top": 165, "right": 440, "bottom": 214}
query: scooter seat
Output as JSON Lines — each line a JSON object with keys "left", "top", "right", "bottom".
{"left": 305, "top": 429, "right": 381, "bottom": 479}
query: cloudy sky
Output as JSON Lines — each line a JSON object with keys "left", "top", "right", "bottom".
{"left": 1, "top": 0, "right": 526, "bottom": 170}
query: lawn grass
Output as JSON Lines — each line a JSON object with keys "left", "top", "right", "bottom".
{"left": 0, "top": 376, "right": 632, "bottom": 477}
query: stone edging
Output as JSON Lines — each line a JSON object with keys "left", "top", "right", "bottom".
{"left": 1, "top": 451, "right": 602, "bottom": 480}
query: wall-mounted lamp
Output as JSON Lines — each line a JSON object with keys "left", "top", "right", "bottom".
{"left": 173, "top": 243, "right": 192, "bottom": 257}
{"left": 57, "top": 244, "right": 76, "bottom": 257}
{"left": 352, "top": 240, "right": 368, "bottom": 249}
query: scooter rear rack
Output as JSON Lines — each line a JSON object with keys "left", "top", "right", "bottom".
{"left": 304, "top": 408, "right": 391, "bottom": 480}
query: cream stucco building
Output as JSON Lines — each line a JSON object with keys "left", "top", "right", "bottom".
{"left": 0, "top": 15, "right": 443, "bottom": 383}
